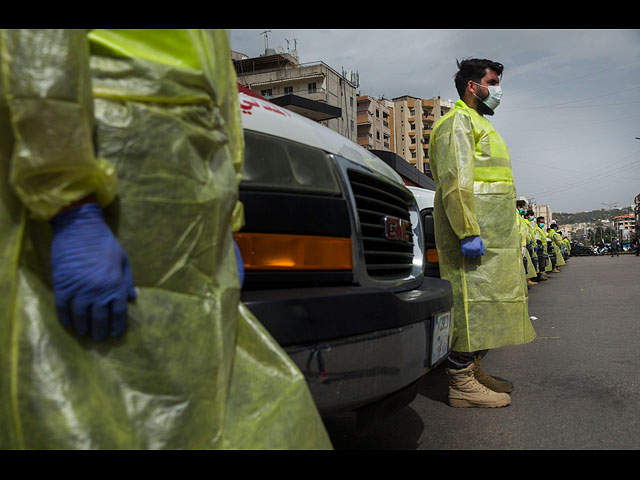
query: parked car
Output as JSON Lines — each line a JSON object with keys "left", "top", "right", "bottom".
{"left": 571, "top": 243, "right": 594, "bottom": 256}
{"left": 235, "top": 91, "right": 453, "bottom": 425}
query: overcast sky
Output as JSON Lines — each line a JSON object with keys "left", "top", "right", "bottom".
{"left": 230, "top": 29, "right": 640, "bottom": 214}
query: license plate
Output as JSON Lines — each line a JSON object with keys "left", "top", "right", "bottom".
{"left": 431, "top": 311, "right": 452, "bottom": 367}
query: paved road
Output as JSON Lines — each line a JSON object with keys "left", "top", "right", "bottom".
{"left": 324, "top": 253, "right": 640, "bottom": 449}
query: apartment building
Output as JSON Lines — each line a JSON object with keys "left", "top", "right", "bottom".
{"left": 232, "top": 50, "right": 358, "bottom": 142}
{"left": 356, "top": 95, "right": 391, "bottom": 151}
{"left": 534, "top": 205, "right": 553, "bottom": 224}
{"left": 613, "top": 213, "right": 635, "bottom": 241}
{"left": 389, "top": 95, "right": 454, "bottom": 174}
{"left": 635, "top": 193, "right": 640, "bottom": 232}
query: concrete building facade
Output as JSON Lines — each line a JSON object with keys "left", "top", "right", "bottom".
{"left": 534, "top": 204, "right": 553, "bottom": 224}
{"left": 356, "top": 95, "right": 391, "bottom": 151}
{"left": 233, "top": 50, "right": 358, "bottom": 142}
{"left": 635, "top": 193, "right": 640, "bottom": 234}
{"left": 613, "top": 213, "right": 636, "bottom": 242}
{"left": 389, "top": 95, "right": 454, "bottom": 175}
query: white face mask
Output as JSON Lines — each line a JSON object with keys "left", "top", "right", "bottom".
{"left": 473, "top": 82, "right": 502, "bottom": 111}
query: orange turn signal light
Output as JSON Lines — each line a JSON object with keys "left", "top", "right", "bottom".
{"left": 426, "top": 248, "right": 439, "bottom": 263}
{"left": 233, "top": 233, "right": 352, "bottom": 271}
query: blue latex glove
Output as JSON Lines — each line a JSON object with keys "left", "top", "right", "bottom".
{"left": 50, "top": 203, "right": 136, "bottom": 341}
{"left": 460, "top": 235, "right": 485, "bottom": 258}
{"left": 234, "top": 240, "right": 245, "bottom": 287}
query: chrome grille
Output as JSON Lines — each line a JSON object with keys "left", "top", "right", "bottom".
{"left": 348, "top": 170, "right": 415, "bottom": 277}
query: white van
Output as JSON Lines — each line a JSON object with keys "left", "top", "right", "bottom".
{"left": 235, "top": 91, "right": 453, "bottom": 423}
{"left": 407, "top": 186, "right": 440, "bottom": 278}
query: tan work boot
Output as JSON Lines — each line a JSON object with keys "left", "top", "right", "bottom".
{"left": 527, "top": 279, "right": 538, "bottom": 286}
{"left": 552, "top": 268, "right": 561, "bottom": 273}
{"left": 446, "top": 363, "right": 511, "bottom": 408}
{"left": 474, "top": 358, "right": 513, "bottom": 393}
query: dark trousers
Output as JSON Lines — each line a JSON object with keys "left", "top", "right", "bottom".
{"left": 448, "top": 350, "right": 489, "bottom": 369}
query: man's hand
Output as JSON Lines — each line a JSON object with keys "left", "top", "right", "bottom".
{"left": 460, "top": 235, "right": 485, "bottom": 259}
{"left": 50, "top": 203, "right": 136, "bottom": 341}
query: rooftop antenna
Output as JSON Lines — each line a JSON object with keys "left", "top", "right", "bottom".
{"left": 290, "top": 37, "right": 299, "bottom": 61}
{"left": 259, "top": 30, "right": 271, "bottom": 52}
{"left": 284, "top": 38, "right": 291, "bottom": 52}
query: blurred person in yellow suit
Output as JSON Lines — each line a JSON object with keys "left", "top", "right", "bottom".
{"left": 429, "top": 58, "right": 536, "bottom": 408}
{"left": 0, "top": 29, "right": 331, "bottom": 449}
{"left": 533, "top": 214, "right": 552, "bottom": 279}
{"left": 547, "top": 223, "right": 566, "bottom": 272}
{"left": 517, "top": 201, "right": 538, "bottom": 287}
{"left": 562, "top": 234, "right": 571, "bottom": 259}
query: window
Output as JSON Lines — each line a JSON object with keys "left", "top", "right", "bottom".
{"left": 284, "top": 86, "right": 293, "bottom": 95}
{"left": 350, "top": 97, "right": 353, "bottom": 107}
{"left": 376, "top": 109, "right": 379, "bottom": 118}
{"left": 308, "top": 82, "right": 317, "bottom": 93}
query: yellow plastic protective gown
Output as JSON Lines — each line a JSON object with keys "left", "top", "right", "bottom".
{"left": 0, "top": 29, "right": 332, "bottom": 449}
{"left": 429, "top": 100, "right": 536, "bottom": 353}
{"left": 549, "top": 230, "right": 566, "bottom": 267}
{"left": 517, "top": 213, "right": 537, "bottom": 280}
{"left": 533, "top": 223, "right": 553, "bottom": 273}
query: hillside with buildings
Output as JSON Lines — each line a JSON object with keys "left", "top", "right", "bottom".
{"left": 554, "top": 208, "right": 630, "bottom": 225}
{"left": 555, "top": 208, "right": 638, "bottom": 244}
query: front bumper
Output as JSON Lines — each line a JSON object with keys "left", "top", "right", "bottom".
{"left": 241, "top": 276, "right": 453, "bottom": 414}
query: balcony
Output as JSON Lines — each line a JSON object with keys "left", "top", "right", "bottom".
{"left": 357, "top": 133, "right": 373, "bottom": 149}
{"left": 270, "top": 92, "right": 341, "bottom": 122}
{"left": 357, "top": 112, "right": 373, "bottom": 125}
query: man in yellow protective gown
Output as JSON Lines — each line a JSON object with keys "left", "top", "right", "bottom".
{"left": 429, "top": 58, "right": 536, "bottom": 408}
{"left": 0, "top": 29, "right": 332, "bottom": 449}
{"left": 517, "top": 201, "right": 538, "bottom": 287}
{"left": 548, "top": 223, "right": 566, "bottom": 271}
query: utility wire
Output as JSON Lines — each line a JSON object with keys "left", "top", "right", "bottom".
{"left": 536, "top": 155, "right": 639, "bottom": 197}
{"left": 532, "top": 148, "right": 640, "bottom": 195}
{"left": 505, "top": 114, "right": 640, "bottom": 134}
{"left": 531, "top": 150, "right": 640, "bottom": 199}
{"left": 510, "top": 59, "right": 640, "bottom": 94}
{"left": 502, "top": 87, "right": 639, "bottom": 112}
{"left": 510, "top": 127, "right": 640, "bottom": 160}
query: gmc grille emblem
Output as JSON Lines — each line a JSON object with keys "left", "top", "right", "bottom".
{"left": 384, "top": 216, "right": 412, "bottom": 243}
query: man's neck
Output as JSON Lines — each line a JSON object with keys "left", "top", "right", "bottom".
{"left": 462, "top": 94, "right": 483, "bottom": 116}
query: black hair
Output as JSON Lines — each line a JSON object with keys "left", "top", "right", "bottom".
{"left": 537, "top": 216, "right": 545, "bottom": 223}
{"left": 550, "top": 223, "right": 558, "bottom": 229}
{"left": 516, "top": 200, "right": 527, "bottom": 208}
{"left": 454, "top": 58, "right": 504, "bottom": 98}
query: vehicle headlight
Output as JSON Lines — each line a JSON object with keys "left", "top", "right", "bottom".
{"left": 241, "top": 130, "right": 341, "bottom": 196}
